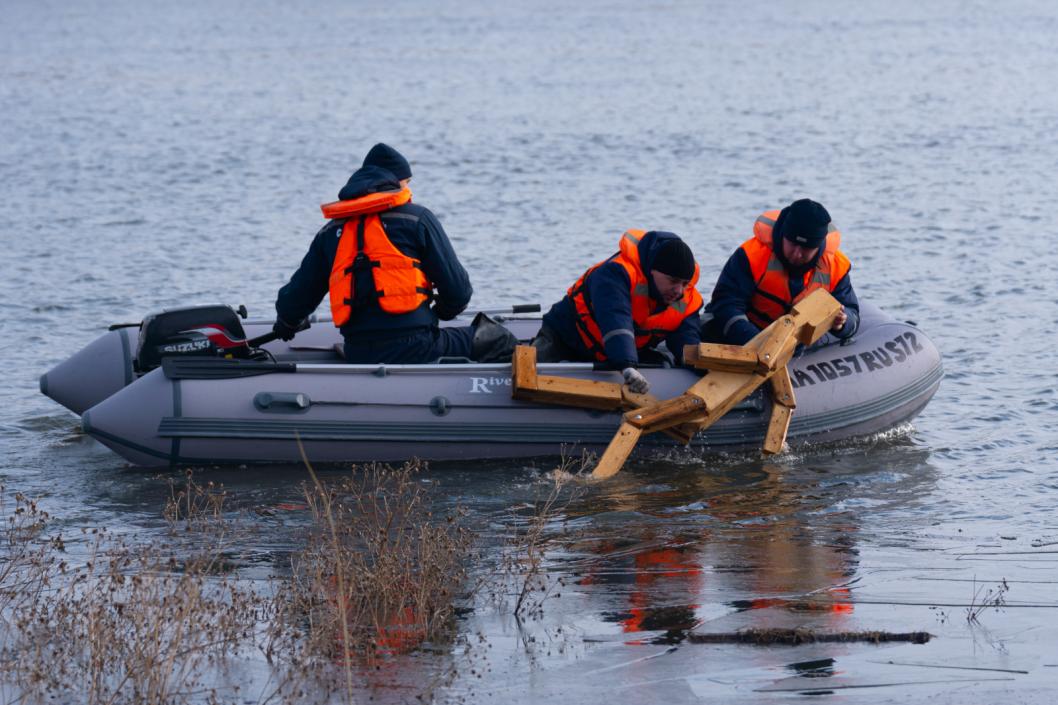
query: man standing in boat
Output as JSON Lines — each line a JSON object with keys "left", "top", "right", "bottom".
{"left": 701, "top": 199, "right": 860, "bottom": 346}
{"left": 272, "top": 143, "right": 514, "bottom": 363}
{"left": 532, "top": 230, "right": 703, "bottom": 394}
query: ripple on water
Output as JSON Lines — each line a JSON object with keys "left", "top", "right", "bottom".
{"left": 2, "top": 2, "right": 1057, "bottom": 700}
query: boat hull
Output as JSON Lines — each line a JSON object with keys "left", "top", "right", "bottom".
{"left": 78, "top": 306, "right": 942, "bottom": 466}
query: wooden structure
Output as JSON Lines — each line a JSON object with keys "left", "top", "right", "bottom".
{"left": 511, "top": 289, "right": 843, "bottom": 479}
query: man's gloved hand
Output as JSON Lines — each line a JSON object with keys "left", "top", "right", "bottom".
{"left": 431, "top": 302, "right": 463, "bottom": 321}
{"left": 272, "top": 317, "right": 304, "bottom": 342}
{"left": 622, "top": 367, "right": 650, "bottom": 394}
{"left": 830, "top": 306, "right": 848, "bottom": 332}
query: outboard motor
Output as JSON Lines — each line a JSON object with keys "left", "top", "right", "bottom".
{"left": 134, "top": 304, "right": 255, "bottom": 373}
{"left": 42, "top": 303, "right": 279, "bottom": 416}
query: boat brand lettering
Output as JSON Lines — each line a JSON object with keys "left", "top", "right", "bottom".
{"left": 469, "top": 376, "right": 513, "bottom": 394}
{"left": 791, "top": 331, "right": 925, "bottom": 389}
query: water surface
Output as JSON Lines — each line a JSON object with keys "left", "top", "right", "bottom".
{"left": 2, "top": 0, "right": 1057, "bottom": 701}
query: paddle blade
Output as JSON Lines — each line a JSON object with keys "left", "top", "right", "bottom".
{"left": 162, "top": 358, "right": 295, "bottom": 380}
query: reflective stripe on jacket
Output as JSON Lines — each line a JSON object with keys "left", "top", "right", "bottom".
{"left": 740, "top": 210, "right": 851, "bottom": 328}
{"left": 324, "top": 187, "right": 433, "bottom": 326}
{"left": 569, "top": 229, "right": 703, "bottom": 361}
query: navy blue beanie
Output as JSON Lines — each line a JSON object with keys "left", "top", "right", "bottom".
{"left": 651, "top": 237, "right": 696, "bottom": 280}
{"left": 780, "top": 199, "right": 831, "bottom": 248}
{"left": 362, "top": 143, "right": 412, "bottom": 181}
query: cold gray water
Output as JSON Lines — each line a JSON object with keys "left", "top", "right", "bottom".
{"left": 3, "top": 0, "right": 1058, "bottom": 702}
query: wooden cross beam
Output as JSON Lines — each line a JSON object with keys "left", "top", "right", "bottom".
{"left": 511, "top": 346, "right": 698, "bottom": 444}
{"left": 509, "top": 289, "right": 843, "bottom": 479}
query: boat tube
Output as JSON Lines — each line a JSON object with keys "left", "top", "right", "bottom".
{"left": 48, "top": 304, "right": 942, "bottom": 467}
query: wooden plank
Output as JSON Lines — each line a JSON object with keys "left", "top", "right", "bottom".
{"left": 682, "top": 343, "right": 759, "bottom": 373}
{"left": 791, "top": 289, "right": 843, "bottom": 344}
{"left": 620, "top": 388, "right": 697, "bottom": 444}
{"left": 677, "top": 310, "right": 806, "bottom": 434}
{"left": 623, "top": 394, "right": 707, "bottom": 433}
{"left": 534, "top": 375, "right": 624, "bottom": 409}
{"left": 762, "top": 403, "right": 793, "bottom": 455}
{"left": 769, "top": 367, "right": 796, "bottom": 409}
{"left": 620, "top": 387, "right": 656, "bottom": 409}
{"left": 684, "top": 369, "right": 768, "bottom": 426}
{"left": 754, "top": 316, "right": 796, "bottom": 374}
{"left": 663, "top": 424, "right": 697, "bottom": 445}
{"left": 511, "top": 345, "right": 538, "bottom": 398}
{"left": 591, "top": 422, "right": 643, "bottom": 479}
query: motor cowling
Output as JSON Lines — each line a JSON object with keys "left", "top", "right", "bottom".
{"left": 135, "top": 304, "right": 251, "bottom": 373}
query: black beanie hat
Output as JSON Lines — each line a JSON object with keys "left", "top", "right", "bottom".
{"left": 651, "top": 236, "right": 696, "bottom": 280}
{"left": 780, "top": 199, "right": 831, "bottom": 248}
{"left": 362, "top": 143, "right": 412, "bottom": 181}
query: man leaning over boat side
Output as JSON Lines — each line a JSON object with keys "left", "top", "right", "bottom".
{"left": 531, "top": 230, "right": 704, "bottom": 395}
{"left": 700, "top": 199, "right": 860, "bottom": 346}
{"left": 271, "top": 143, "right": 515, "bottom": 364}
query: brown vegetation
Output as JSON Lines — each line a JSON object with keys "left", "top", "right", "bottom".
{"left": 502, "top": 454, "right": 587, "bottom": 620}
{"left": 272, "top": 460, "right": 473, "bottom": 663}
{"left": 0, "top": 460, "right": 478, "bottom": 705}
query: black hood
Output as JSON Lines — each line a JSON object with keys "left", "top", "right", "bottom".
{"left": 337, "top": 165, "right": 403, "bottom": 201}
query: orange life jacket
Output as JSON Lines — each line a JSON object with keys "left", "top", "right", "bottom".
{"left": 740, "top": 210, "right": 851, "bottom": 329}
{"left": 323, "top": 187, "right": 433, "bottom": 326}
{"left": 569, "top": 230, "right": 703, "bottom": 361}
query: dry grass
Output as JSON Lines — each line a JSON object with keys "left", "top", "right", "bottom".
{"left": 0, "top": 489, "right": 61, "bottom": 628}
{"left": 502, "top": 453, "right": 588, "bottom": 620}
{"left": 0, "top": 459, "right": 480, "bottom": 705}
{"left": 967, "top": 576, "right": 1009, "bottom": 624}
{"left": 163, "top": 469, "right": 229, "bottom": 532}
{"left": 0, "top": 481, "right": 267, "bottom": 704}
{"left": 273, "top": 460, "right": 473, "bottom": 664}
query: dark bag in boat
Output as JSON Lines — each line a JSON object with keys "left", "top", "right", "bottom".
{"left": 470, "top": 312, "right": 519, "bottom": 363}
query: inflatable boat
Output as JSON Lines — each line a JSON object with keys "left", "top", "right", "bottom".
{"left": 41, "top": 304, "right": 942, "bottom": 467}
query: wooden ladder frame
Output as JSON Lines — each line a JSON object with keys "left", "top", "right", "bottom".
{"left": 511, "top": 289, "right": 843, "bottom": 479}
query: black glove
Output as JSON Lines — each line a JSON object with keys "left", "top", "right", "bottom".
{"left": 272, "top": 317, "right": 302, "bottom": 341}
{"left": 431, "top": 302, "right": 463, "bottom": 321}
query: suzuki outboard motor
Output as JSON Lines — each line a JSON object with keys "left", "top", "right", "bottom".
{"left": 41, "top": 304, "right": 259, "bottom": 415}
{"left": 135, "top": 304, "right": 252, "bottom": 373}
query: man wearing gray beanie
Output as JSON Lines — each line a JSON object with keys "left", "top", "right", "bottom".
{"left": 701, "top": 199, "right": 859, "bottom": 346}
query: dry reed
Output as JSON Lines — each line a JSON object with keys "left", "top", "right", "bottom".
{"left": 0, "top": 457, "right": 540, "bottom": 703}
{"left": 0, "top": 480, "right": 270, "bottom": 704}
{"left": 502, "top": 454, "right": 587, "bottom": 620}
{"left": 272, "top": 460, "right": 473, "bottom": 667}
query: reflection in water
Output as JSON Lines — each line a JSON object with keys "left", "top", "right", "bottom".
{"left": 787, "top": 657, "right": 837, "bottom": 678}
{"left": 580, "top": 541, "right": 704, "bottom": 645}
{"left": 560, "top": 453, "right": 937, "bottom": 647}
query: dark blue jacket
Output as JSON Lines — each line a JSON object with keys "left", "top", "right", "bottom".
{"left": 702, "top": 218, "right": 860, "bottom": 346}
{"left": 542, "top": 231, "right": 702, "bottom": 369}
{"left": 275, "top": 167, "right": 473, "bottom": 338}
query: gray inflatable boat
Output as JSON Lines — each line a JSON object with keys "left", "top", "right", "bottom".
{"left": 42, "top": 304, "right": 941, "bottom": 467}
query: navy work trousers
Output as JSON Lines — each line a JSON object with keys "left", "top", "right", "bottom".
{"left": 342, "top": 326, "right": 475, "bottom": 364}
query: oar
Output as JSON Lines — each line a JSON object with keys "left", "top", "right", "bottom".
{"left": 469, "top": 304, "right": 541, "bottom": 316}
{"left": 299, "top": 303, "right": 541, "bottom": 325}
{"left": 162, "top": 358, "right": 296, "bottom": 379}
